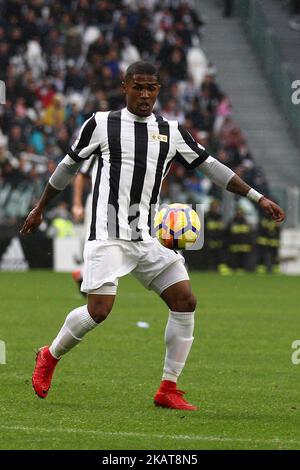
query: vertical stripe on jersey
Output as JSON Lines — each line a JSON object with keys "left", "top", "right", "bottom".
{"left": 147, "top": 115, "right": 170, "bottom": 232}
{"left": 107, "top": 110, "right": 122, "bottom": 238}
{"left": 177, "top": 124, "right": 209, "bottom": 167}
{"left": 117, "top": 111, "right": 136, "bottom": 240}
{"left": 73, "top": 115, "right": 97, "bottom": 156}
{"left": 88, "top": 151, "right": 103, "bottom": 241}
{"left": 128, "top": 122, "right": 148, "bottom": 240}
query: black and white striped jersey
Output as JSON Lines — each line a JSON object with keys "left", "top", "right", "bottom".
{"left": 79, "top": 154, "right": 96, "bottom": 178}
{"left": 67, "top": 107, "right": 209, "bottom": 241}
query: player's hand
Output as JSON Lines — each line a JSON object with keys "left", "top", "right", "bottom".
{"left": 20, "top": 207, "right": 43, "bottom": 235}
{"left": 259, "top": 197, "right": 285, "bottom": 223}
{"left": 72, "top": 203, "right": 85, "bottom": 222}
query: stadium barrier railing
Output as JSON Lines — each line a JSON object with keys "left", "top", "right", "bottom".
{"left": 236, "top": 0, "right": 300, "bottom": 146}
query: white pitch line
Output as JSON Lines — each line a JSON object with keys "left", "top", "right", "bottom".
{"left": 0, "top": 425, "right": 298, "bottom": 446}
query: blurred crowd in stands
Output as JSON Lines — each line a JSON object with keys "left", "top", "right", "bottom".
{"left": 0, "top": 0, "right": 270, "bottom": 230}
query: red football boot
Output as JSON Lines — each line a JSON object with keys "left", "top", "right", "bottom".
{"left": 32, "top": 346, "right": 59, "bottom": 398}
{"left": 154, "top": 380, "right": 198, "bottom": 411}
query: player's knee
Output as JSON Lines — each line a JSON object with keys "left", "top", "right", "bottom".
{"left": 88, "top": 301, "right": 112, "bottom": 323}
{"left": 170, "top": 292, "right": 197, "bottom": 312}
{"left": 183, "top": 293, "right": 197, "bottom": 312}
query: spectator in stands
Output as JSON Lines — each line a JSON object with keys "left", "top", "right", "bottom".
{"left": 201, "top": 72, "right": 222, "bottom": 101}
{"left": 165, "top": 47, "right": 187, "bottom": 81}
{"left": 0, "top": 135, "right": 18, "bottom": 177}
{"left": 161, "top": 99, "right": 185, "bottom": 124}
{"left": 0, "top": 42, "right": 10, "bottom": 76}
{"left": 186, "top": 97, "right": 206, "bottom": 130}
{"left": 183, "top": 172, "right": 204, "bottom": 203}
{"left": 36, "top": 79, "right": 56, "bottom": 109}
{"left": 8, "top": 125, "right": 27, "bottom": 158}
{"left": 214, "top": 93, "right": 232, "bottom": 136}
{"left": 132, "top": 15, "right": 154, "bottom": 55}
{"left": 29, "top": 122, "right": 46, "bottom": 155}
{"left": 42, "top": 94, "right": 65, "bottom": 128}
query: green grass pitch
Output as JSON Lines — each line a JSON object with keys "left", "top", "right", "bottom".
{"left": 0, "top": 271, "right": 299, "bottom": 450}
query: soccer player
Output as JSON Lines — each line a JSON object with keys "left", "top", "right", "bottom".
{"left": 21, "top": 61, "right": 285, "bottom": 410}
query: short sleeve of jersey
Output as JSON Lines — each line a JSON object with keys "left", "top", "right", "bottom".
{"left": 175, "top": 124, "right": 209, "bottom": 168}
{"left": 68, "top": 114, "right": 101, "bottom": 162}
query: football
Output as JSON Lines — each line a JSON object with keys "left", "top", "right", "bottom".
{"left": 154, "top": 203, "right": 201, "bottom": 250}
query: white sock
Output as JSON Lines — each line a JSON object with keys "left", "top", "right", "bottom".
{"left": 162, "top": 310, "right": 195, "bottom": 383}
{"left": 49, "top": 305, "right": 98, "bottom": 359}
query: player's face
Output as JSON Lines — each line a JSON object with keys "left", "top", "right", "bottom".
{"left": 123, "top": 74, "right": 160, "bottom": 117}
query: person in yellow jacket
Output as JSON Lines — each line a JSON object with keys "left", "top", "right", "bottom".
{"left": 256, "top": 214, "right": 280, "bottom": 273}
{"left": 226, "top": 207, "right": 254, "bottom": 272}
{"left": 205, "top": 199, "right": 230, "bottom": 274}
{"left": 52, "top": 217, "right": 75, "bottom": 238}
{"left": 48, "top": 201, "right": 75, "bottom": 238}
{"left": 42, "top": 94, "right": 65, "bottom": 128}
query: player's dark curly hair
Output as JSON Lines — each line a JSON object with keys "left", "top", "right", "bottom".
{"left": 125, "top": 61, "right": 160, "bottom": 82}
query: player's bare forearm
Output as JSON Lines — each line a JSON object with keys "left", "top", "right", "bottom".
{"left": 36, "top": 182, "right": 61, "bottom": 212}
{"left": 72, "top": 173, "right": 85, "bottom": 222}
{"left": 226, "top": 174, "right": 251, "bottom": 196}
{"left": 73, "top": 173, "right": 85, "bottom": 206}
{"left": 226, "top": 174, "right": 285, "bottom": 223}
{"left": 20, "top": 183, "right": 61, "bottom": 235}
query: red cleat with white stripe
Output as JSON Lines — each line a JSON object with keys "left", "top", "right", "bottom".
{"left": 154, "top": 380, "right": 198, "bottom": 411}
{"left": 32, "top": 346, "right": 59, "bottom": 398}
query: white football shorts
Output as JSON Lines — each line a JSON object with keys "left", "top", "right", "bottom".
{"left": 81, "top": 238, "right": 189, "bottom": 295}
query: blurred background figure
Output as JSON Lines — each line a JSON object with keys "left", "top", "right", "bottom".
{"left": 204, "top": 199, "right": 229, "bottom": 274}
{"left": 226, "top": 207, "right": 254, "bottom": 273}
{"left": 47, "top": 201, "right": 75, "bottom": 238}
{"left": 256, "top": 212, "right": 281, "bottom": 274}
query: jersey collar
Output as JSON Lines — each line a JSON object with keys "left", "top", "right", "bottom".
{"left": 123, "top": 107, "right": 155, "bottom": 123}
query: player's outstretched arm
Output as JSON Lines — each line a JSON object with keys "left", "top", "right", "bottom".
{"left": 198, "top": 157, "right": 285, "bottom": 223}
{"left": 20, "top": 183, "right": 61, "bottom": 234}
{"left": 21, "top": 114, "right": 101, "bottom": 234}
{"left": 226, "top": 174, "right": 285, "bottom": 223}
{"left": 175, "top": 125, "right": 285, "bottom": 223}
{"left": 21, "top": 155, "right": 82, "bottom": 235}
